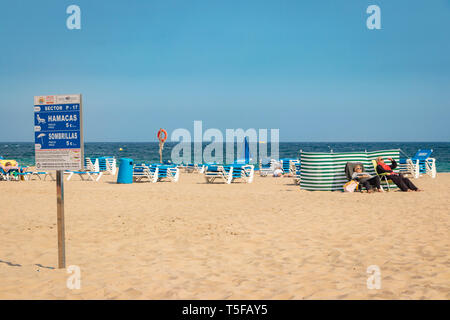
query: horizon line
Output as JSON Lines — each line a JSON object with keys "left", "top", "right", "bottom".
{"left": 1, "top": 141, "right": 449, "bottom": 144}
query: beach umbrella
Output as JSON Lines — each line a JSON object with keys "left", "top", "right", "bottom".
{"left": 37, "top": 133, "right": 46, "bottom": 145}
{"left": 244, "top": 136, "right": 250, "bottom": 164}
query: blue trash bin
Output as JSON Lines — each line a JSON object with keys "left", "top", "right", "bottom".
{"left": 117, "top": 158, "right": 133, "bottom": 184}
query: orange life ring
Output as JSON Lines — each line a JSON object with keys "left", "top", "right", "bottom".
{"left": 157, "top": 129, "right": 168, "bottom": 143}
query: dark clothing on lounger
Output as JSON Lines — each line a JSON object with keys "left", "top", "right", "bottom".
{"left": 360, "top": 176, "right": 381, "bottom": 191}
{"left": 387, "top": 174, "right": 418, "bottom": 191}
{"left": 352, "top": 172, "right": 381, "bottom": 191}
{"left": 376, "top": 159, "right": 418, "bottom": 191}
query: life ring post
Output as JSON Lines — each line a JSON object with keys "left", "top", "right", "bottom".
{"left": 157, "top": 128, "right": 168, "bottom": 163}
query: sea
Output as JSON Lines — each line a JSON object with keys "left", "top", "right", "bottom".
{"left": 1, "top": 142, "right": 450, "bottom": 172}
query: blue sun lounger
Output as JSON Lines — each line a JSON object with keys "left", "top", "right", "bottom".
{"left": 400, "top": 149, "right": 436, "bottom": 178}
{"left": 0, "top": 166, "right": 10, "bottom": 180}
{"left": 204, "top": 165, "right": 233, "bottom": 184}
{"left": 85, "top": 157, "right": 100, "bottom": 172}
{"left": 98, "top": 157, "right": 117, "bottom": 175}
{"left": 149, "top": 164, "right": 180, "bottom": 182}
{"left": 413, "top": 149, "right": 436, "bottom": 178}
{"left": 0, "top": 165, "right": 22, "bottom": 181}
{"left": 225, "top": 164, "right": 254, "bottom": 183}
{"left": 280, "top": 158, "right": 299, "bottom": 174}
{"left": 133, "top": 164, "right": 159, "bottom": 183}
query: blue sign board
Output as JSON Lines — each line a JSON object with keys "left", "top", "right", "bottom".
{"left": 35, "top": 110, "right": 80, "bottom": 131}
{"left": 34, "top": 95, "right": 84, "bottom": 170}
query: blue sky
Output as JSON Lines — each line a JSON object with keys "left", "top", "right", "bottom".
{"left": 0, "top": 0, "right": 449, "bottom": 142}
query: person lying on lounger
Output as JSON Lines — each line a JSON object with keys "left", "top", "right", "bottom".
{"left": 352, "top": 165, "right": 382, "bottom": 193}
{"left": 376, "top": 157, "right": 421, "bottom": 192}
{"left": 0, "top": 161, "right": 24, "bottom": 173}
{"left": 273, "top": 167, "right": 284, "bottom": 177}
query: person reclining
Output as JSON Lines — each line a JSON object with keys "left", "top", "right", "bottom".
{"left": 376, "top": 157, "right": 421, "bottom": 192}
{"left": 352, "top": 165, "right": 382, "bottom": 193}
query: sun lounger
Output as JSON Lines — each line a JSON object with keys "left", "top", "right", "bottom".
{"left": 204, "top": 165, "right": 234, "bottom": 184}
{"left": 0, "top": 160, "right": 53, "bottom": 182}
{"left": 0, "top": 170, "right": 29, "bottom": 181}
{"left": 65, "top": 170, "right": 103, "bottom": 182}
{"left": 98, "top": 157, "right": 117, "bottom": 175}
{"left": 28, "top": 171, "right": 54, "bottom": 181}
{"left": 227, "top": 164, "right": 254, "bottom": 183}
{"left": 15, "top": 172, "right": 32, "bottom": 181}
{"left": 280, "top": 158, "right": 299, "bottom": 174}
{"left": 0, "top": 167, "right": 9, "bottom": 180}
{"left": 371, "top": 160, "right": 396, "bottom": 191}
{"left": 85, "top": 157, "right": 100, "bottom": 172}
{"left": 344, "top": 162, "right": 368, "bottom": 192}
{"left": 291, "top": 162, "right": 301, "bottom": 185}
{"left": 0, "top": 164, "right": 21, "bottom": 181}
{"left": 2, "top": 170, "right": 49, "bottom": 181}
{"left": 397, "top": 158, "right": 416, "bottom": 177}
{"left": 0, "top": 160, "right": 19, "bottom": 180}
{"left": 402, "top": 149, "right": 436, "bottom": 179}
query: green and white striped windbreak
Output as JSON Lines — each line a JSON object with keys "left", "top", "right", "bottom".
{"left": 300, "top": 149, "right": 400, "bottom": 191}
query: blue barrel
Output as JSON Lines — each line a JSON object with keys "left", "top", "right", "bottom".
{"left": 117, "top": 158, "right": 133, "bottom": 184}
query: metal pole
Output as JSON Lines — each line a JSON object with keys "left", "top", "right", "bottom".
{"left": 56, "top": 170, "right": 66, "bottom": 269}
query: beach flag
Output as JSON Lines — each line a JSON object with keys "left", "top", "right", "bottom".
{"left": 299, "top": 149, "right": 400, "bottom": 191}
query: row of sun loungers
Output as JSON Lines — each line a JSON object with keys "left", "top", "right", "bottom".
{"left": 0, "top": 157, "right": 117, "bottom": 182}
{"left": 1, "top": 149, "right": 437, "bottom": 186}
{"left": 0, "top": 168, "right": 53, "bottom": 181}
{"left": 0, "top": 158, "right": 54, "bottom": 181}
{"left": 184, "top": 159, "right": 299, "bottom": 184}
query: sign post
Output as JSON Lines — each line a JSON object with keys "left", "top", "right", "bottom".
{"left": 34, "top": 94, "right": 83, "bottom": 269}
{"left": 56, "top": 170, "right": 65, "bottom": 268}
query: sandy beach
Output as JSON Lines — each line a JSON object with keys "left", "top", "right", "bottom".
{"left": 0, "top": 172, "right": 449, "bottom": 299}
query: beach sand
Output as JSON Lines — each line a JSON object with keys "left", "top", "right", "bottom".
{"left": 0, "top": 171, "right": 449, "bottom": 299}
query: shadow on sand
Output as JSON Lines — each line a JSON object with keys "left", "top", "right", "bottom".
{"left": 0, "top": 259, "right": 55, "bottom": 270}
{"left": 0, "top": 259, "right": 22, "bottom": 267}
